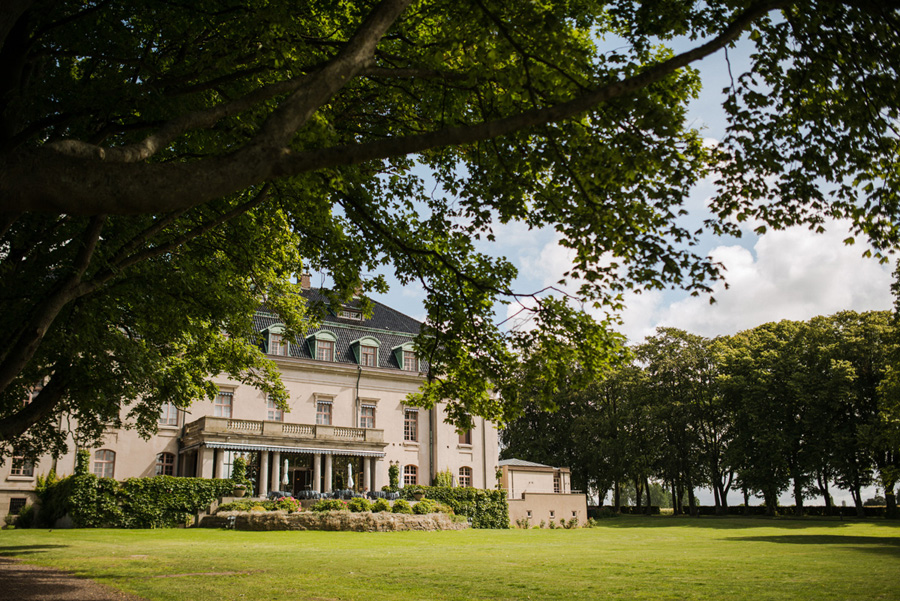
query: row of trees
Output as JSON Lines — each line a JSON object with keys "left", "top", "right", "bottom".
{"left": 501, "top": 310, "right": 900, "bottom": 517}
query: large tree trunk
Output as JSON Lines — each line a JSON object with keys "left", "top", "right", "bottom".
{"left": 634, "top": 477, "right": 642, "bottom": 511}
{"left": 644, "top": 476, "right": 652, "bottom": 514}
{"left": 743, "top": 487, "right": 751, "bottom": 516}
{"left": 884, "top": 477, "right": 898, "bottom": 519}
{"left": 792, "top": 476, "right": 805, "bottom": 516}
{"left": 670, "top": 481, "right": 678, "bottom": 516}
{"left": 613, "top": 477, "right": 621, "bottom": 513}
{"left": 817, "top": 472, "right": 833, "bottom": 516}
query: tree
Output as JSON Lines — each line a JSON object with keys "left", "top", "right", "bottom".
{"left": 2, "top": 1, "right": 899, "bottom": 455}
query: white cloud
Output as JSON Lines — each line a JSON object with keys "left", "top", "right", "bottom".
{"left": 645, "top": 221, "right": 894, "bottom": 339}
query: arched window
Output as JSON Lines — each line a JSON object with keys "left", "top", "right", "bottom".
{"left": 93, "top": 449, "right": 116, "bottom": 478}
{"left": 351, "top": 336, "right": 381, "bottom": 367}
{"left": 156, "top": 452, "right": 175, "bottom": 476}
{"left": 403, "top": 465, "right": 418, "bottom": 486}
{"left": 458, "top": 466, "right": 472, "bottom": 487}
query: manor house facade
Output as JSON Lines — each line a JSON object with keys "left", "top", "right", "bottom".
{"left": 1, "top": 284, "right": 499, "bottom": 515}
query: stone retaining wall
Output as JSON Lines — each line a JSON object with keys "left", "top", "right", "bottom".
{"left": 200, "top": 510, "right": 469, "bottom": 532}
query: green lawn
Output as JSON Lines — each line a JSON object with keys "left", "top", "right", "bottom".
{"left": 2, "top": 517, "right": 899, "bottom": 600}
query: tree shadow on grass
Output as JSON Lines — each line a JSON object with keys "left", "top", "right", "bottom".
{"left": 0, "top": 543, "right": 68, "bottom": 556}
{"left": 595, "top": 515, "right": 900, "bottom": 532}
{"left": 0, "top": 558, "right": 144, "bottom": 601}
{"left": 723, "top": 534, "right": 900, "bottom": 557}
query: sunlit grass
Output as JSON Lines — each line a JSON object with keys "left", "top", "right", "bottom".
{"left": 2, "top": 517, "right": 898, "bottom": 600}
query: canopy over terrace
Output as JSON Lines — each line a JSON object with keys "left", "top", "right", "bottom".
{"left": 180, "top": 416, "right": 386, "bottom": 495}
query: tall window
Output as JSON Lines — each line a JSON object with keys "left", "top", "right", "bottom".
{"left": 553, "top": 475, "right": 561, "bottom": 493}
{"left": 159, "top": 402, "right": 178, "bottom": 426}
{"left": 360, "top": 405, "right": 375, "bottom": 429}
{"left": 267, "top": 395, "right": 283, "bottom": 421}
{"left": 458, "top": 466, "right": 472, "bottom": 487}
{"left": 360, "top": 345, "right": 377, "bottom": 367}
{"left": 156, "top": 452, "right": 175, "bottom": 476}
{"left": 269, "top": 332, "right": 288, "bottom": 356}
{"left": 214, "top": 391, "right": 233, "bottom": 418}
{"left": 316, "top": 340, "right": 335, "bottom": 362}
{"left": 403, "top": 409, "right": 418, "bottom": 442}
{"left": 458, "top": 429, "right": 472, "bottom": 445}
{"left": 93, "top": 449, "right": 116, "bottom": 478}
{"left": 402, "top": 350, "right": 417, "bottom": 371}
{"left": 403, "top": 465, "right": 418, "bottom": 486}
{"left": 316, "top": 400, "right": 332, "bottom": 425}
{"left": 10, "top": 454, "right": 34, "bottom": 477}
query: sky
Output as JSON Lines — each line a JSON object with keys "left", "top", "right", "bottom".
{"left": 364, "top": 36, "right": 893, "bottom": 506}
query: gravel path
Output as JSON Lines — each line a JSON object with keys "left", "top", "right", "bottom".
{"left": 0, "top": 558, "right": 147, "bottom": 601}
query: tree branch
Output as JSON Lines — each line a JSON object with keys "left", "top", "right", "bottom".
{"left": 0, "top": 216, "right": 104, "bottom": 393}
{"left": 0, "top": 358, "right": 70, "bottom": 441}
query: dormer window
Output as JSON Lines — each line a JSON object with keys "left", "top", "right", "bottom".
{"left": 339, "top": 308, "right": 363, "bottom": 320}
{"left": 265, "top": 324, "right": 289, "bottom": 356}
{"left": 351, "top": 336, "right": 381, "bottom": 367}
{"left": 316, "top": 339, "right": 334, "bottom": 361}
{"left": 392, "top": 342, "right": 418, "bottom": 372}
{"left": 307, "top": 330, "right": 338, "bottom": 362}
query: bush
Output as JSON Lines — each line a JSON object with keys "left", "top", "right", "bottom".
{"left": 347, "top": 497, "right": 373, "bottom": 513}
{"left": 311, "top": 499, "right": 348, "bottom": 512}
{"left": 412, "top": 498, "right": 439, "bottom": 514}
{"left": 371, "top": 498, "right": 391, "bottom": 513}
{"left": 38, "top": 474, "right": 234, "bottom": 528}
{"left": 12, "top": 504, "right": 35, "bottom": 529}
{"left": 515, "top": 517, "right": 531, "bottom": 529}
{"left": 432, "top": 468, "right": 453, "bottom": 487}
{"left": 274, "top": 497, "right": 302, "bottom": 513}
{"left": 565, "top": 517, "right": 579, "bottom": 529}
{"left": 391, "top": 499, "right": 413, "bottom": 514}
{"left": 401, "top": 486, "right": 508, "bottom": 528}
{"left": 388, "top": 463, "right": 400, "bottom": 491}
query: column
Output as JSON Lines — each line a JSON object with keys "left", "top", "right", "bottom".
{"left": 363, "top": 457, "right": 372, "bottom": 493}
{"left": 271, "top": 451, "right": 281, "bottom": 493}
{"left": 200, "top": 446, "right": 215, "bottom": 479}
{"left": 313, "top": 453, "right": 322, "bottom": 493}
{"left": 324, "top": 454, "right": 333, "bottom": 493}
{"left": 216, "top": 449, "right": 226, "bottom": 479}
{"left": 259, "top": 451, "right": 269, "bottom": 498}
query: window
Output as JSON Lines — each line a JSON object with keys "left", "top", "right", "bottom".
{"left": 267, "top": 395, "right": 283, "bottom": 421}
{"left": 553, "top": 475, "right": 561, "bottom": 493}
{"left": 403, "top": 409, "right": 418, "bottom": 442}
{"left": 93, "top": 449, "right": 115, "bottom": 478}
{"left": 214, "top": 391, "right": 233, "bottom": 418}
{"left": 549, "top": 510, "right": 555, "bottom": 519}
{"left": 10, "top": 454, "right": 34, "bottom": 477}
{"left": 339, "top": 309, "right": 362, "bottom": 320}
{"left": 316, "top": 400, "right": 332, "bottom": 425}
{"left": 360, "top": 345, "right": 377, "bottom": 367}
{"left": 458, "top": 466, "right": 472, "bottom": 487}
{"left": 459, "top": 429, "right": 472, "bottom": 445}
{"left": 403, "top": 465, "right": 417, "bottom": 486}
{"left": 269, "top": 332, "right": 288, "bottom": 356}
{"left": 360, "top": 405, "right": 375, "bottom": 429}
{"left": 156, "top": 452, "right": 175, "bottom": 476}
{"left": 402, "top": 350, "right": 418, "bottom": 372}
{"left": 159, "top": 402, "right": 178, "bottom": 426}
{"left": 526, "top": 510, "right": 532, "bottom": 519}
{"left": 316, "top": 339, "right": 335, "bottom": 362}
{"left": 8, "top": 498, "right": 26, "bottom": 515}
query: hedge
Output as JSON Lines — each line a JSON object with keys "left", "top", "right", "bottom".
{"left": 401, "top": 486, "right": 508, "bottom": 528}
{"left": 38, "top": 475, "right": 234, "bottom": 528}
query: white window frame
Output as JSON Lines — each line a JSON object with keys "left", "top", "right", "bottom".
{"left": 403, "top": 408, "right": 418, "bottom": 442}
{"left": 316, "top": 399, "right": 333, "bottom": 425}
{"left": 403, "top": 465, "right": 418, "bottom": 486}
{"left": 214, "top": 391, "right": 233, "bottom": 418}
{"left": 267, "top": 395, "right": 283, "bottom": 421}
{"left": 93, "top": 449, "right": 116, "bottom": 479}
{"left": 359, "top": 404, "right": 376, "bottom": 429}
{"left": 156, "top": 452, "right": 175, "bottom": 476}
{"left": 159, "top": 401, "right": 179, "bottom": 427}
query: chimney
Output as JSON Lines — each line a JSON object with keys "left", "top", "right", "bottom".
{"left": 300, "top": 273, "right": 311, "bottom": 290}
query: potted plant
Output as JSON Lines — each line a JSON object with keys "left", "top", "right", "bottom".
{"left": 409, "top": 485, "right": 425, "bottom": 501}
{"left": 231, "top": 456, "right": 252, "bottom": 497}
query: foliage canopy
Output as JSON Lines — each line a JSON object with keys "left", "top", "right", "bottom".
{"left": 0, "top": 0, "right": 898, "bottom": 455}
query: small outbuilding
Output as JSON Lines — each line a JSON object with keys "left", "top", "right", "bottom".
{"left": 498, "top": 458, "right": 587, "bottom": 527}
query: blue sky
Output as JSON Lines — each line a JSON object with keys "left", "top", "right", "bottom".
{"left": 368, "top": 36, "right": 894, "bottom": 344}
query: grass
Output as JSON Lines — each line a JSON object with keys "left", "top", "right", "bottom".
{"left": 1, "top": 517, "right": 899, "bottom": 601}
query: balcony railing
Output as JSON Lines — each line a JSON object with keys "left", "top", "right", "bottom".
{"left": 182, "top": 416, "right": 384, "bottom": 444}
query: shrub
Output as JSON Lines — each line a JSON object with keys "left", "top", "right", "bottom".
{"left": 347, "top": 497, "right": 373, "bottom": 513}
{"left": 15, "top": 504, "right": 35, "bottom": 529}
{"left": 565, "top": 517, "right": 579, "bottom": 529}
{"left": 391, "top": 499, "right": 413, "bottom": 514}
{"left": 274, "top": 497, "right": 302, "bottom": 513}
{"left": 401, "top": 486, "right": 508, "bottom": 528}
{"left": 250, "top": 504, "right": 268, "bottom": 512}
{"left": 74, "top": 449, "right": 90, "bottom": 476}
{"left": 432, "top": 468, "right": 453, "bottom": 488}
{"left": 388, "top": 463, "right": 400, "bottom": 491}
{"left": 311, "top": 499, "right": 348, "bottom": 512}
{"left": 371, "top": 498, "right": 391, "bottom": 513}
{"left": 412, "top": 498, "right": 439, "bottom": 514}
{"left": 515, "top": 517, "right": 531, "bottom": 529}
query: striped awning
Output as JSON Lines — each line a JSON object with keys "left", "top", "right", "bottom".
{"left": 188, "top": 441, "right": 385, "bottom": 458}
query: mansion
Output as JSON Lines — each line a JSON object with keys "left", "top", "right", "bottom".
{"left": 1, "top": 283, "right": 500, "bottom": 516}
